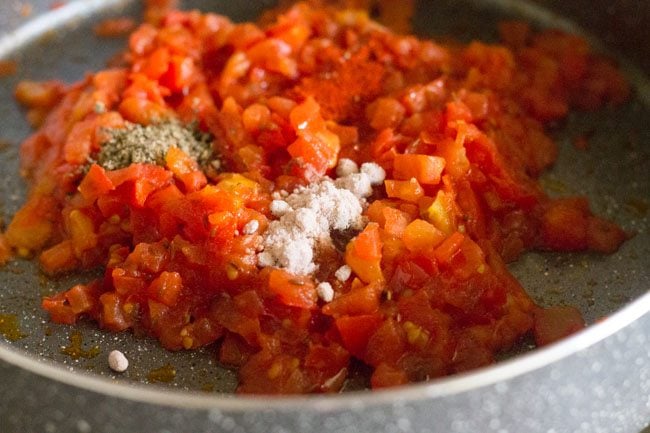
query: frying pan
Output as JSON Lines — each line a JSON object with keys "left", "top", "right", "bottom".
{"left": 0, "top": 0, "right": 648, "bottom": 432}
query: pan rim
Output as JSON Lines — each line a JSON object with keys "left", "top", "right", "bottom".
{"left": 1, "top": 291, "right": 647, "bottom": 411}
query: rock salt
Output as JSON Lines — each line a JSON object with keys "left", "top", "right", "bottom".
{"left": 269, "top": 200, "right": 291, "bottom": 217}
{"left": 242, "top": 219, "right": 259, "bottom": 235}
{"left": 360, "top": 162, "right": 386, "bottom": 185}
{"left": 335, "top": 265, "right": 352, "bottom": 282}
{"left": 335, "top": 172, "right": 373, "bottom": 198}
{"left": 316, "top": 282, "right": 334, "bottom": 302}
{"left": 336, "top": 158, "right": 359, "bottom": 177}
{"left": 108, "top": 350, "right": 129, "bottom": 373}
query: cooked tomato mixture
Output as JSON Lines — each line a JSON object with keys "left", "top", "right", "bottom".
{"left": 1, "top": 1, "right": 629, "bottom": 393}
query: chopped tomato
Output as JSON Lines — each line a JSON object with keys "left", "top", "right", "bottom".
{"left": 6, "top": 2, "right": 630, "bottom": 395}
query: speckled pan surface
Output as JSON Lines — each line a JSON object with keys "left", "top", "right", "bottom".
{"left": 0, "top": 1, "right": 648, "bottom": 432}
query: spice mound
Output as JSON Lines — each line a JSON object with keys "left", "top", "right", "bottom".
{"left": 1, "top": 2, "right": 629, "bottom": 394}
{"left": 96, "top": 121, "right": 214, "bottom": 171}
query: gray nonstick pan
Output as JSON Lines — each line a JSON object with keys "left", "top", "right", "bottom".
{"left": 0, "top": 0, "right": 648, "bottom": 432}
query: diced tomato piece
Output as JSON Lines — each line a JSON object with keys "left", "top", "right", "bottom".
{"left": 118, "top": 96, "right": 169, "bottom": 124}
{"left": 63, "top": 117, "right": 95, "bottom": 164}
{"left": 367, "top": 97, "right": 405, "bottom": 130}
{"left": 365, "top": 319, "right": 407, "bottom": 366}
{"left": 423, "top": 190, "right": 456, "bottom": 235}
{"left": 219, "top": 332, "right": 255, "bottom": 367}
{"left": 160, "top": 55, "right": 197, "bottom": 92}
{"left": 14, "top": 80, "right": 64, "bottom": 108}
{"left": 65, "top": 284, "right": 99, "bottom": 314}
{"left": 335, "top": 314, "right": 384, "bottom": 359}
{"left": 267, "top": 269, "right": 317, "bottom": 309}
{"left": 384, "top": 178, "right": 424, "bottom": 203}
{"left": 303, "top": 343, "right": 350, "bottom": 392}
{"left": 345, "top": 223, "right": 383, "bottom": 283}
{"left": 402, "top": 219, "right": 445, "bottom": 253}
{"left": 393, "top": 154, "right": 446, "bottom": 185}
{"left": 246, "top": 38, "right": 297, "bottom": 78}
{"left": 322, "top": 281, "right": 383, "bottom": 317}
{"left": 67, "top": 210, "right": 98, "bottom": 256}
{"left": 148, "top": 271, "right": 183, "bottom": 306}
{"left": 370, "top": 363, "right": 409, "bottom": 389}
{"left": 533, "top": 306, "right": 585, "bottom": 346}
{"left": 111, "top": 268, "right": 147, "bottom": 295}
{"left": 436, "top": 136, "right": 470, "bottom": 179}
{"left": 40, "top": 240, "right": 78, "bottom": 275}
{"left": 165, "top": 147, "right": 207, "bottom": 192}
{"left": 5, "top": 194, "right": 57, "bottom": 252}
{"left": 382, "top": 207, "right": 411, "bottom": 237}
{"left": 586, "top": 216, "right": 627, "bottom": 254}
{"left": 42, "top": 294, "right": 78, "bottom": 325}
{"left": 99, "top": 292, "right": 131, "bottom": 332}
{"left": 78, "top": 164, "right": 115, "bottom": 202}
{"left": 107, "top": 164, "right": 173, "bottom": 207}
{"left": 540, "top": 199, "right": 589, "bottom": 251}
{"left": 287, "top": 97, "right": 340, "bottom": 175}
{"left": 433, "top": 232, "right": 466, "bottom": 265}
{"left": 140, "top": 47, "right": 171, "bottom": 80}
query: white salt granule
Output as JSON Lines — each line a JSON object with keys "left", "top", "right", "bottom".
{"left": 316, "top": 282, "right": 334, "bottom": 302}
{"left": 257, "top": 251, "right": 274, "bottom": 267}
{"left": 242, "top": 219, "right": 259, "bottom": 235}
{"left": 270, "top": 200, "right": 291, "bottom": 217}
{"left": 271, "top": 190, "right": 289, "bottom": 200}
{"left": 360, "top": 162, "right": 386, "bottom": 185}
{"left": 335, "top": 265, "right": 352, "bottom": 282}
{"left": 336, "top": 158, "right": 359, "bottom": 177}
{"left": 108, "top": 350, "right": 129, "bottom": 373}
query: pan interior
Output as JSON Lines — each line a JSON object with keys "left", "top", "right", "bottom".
{"left": 0, "top": 0, "right": 647, "bottom": 394}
